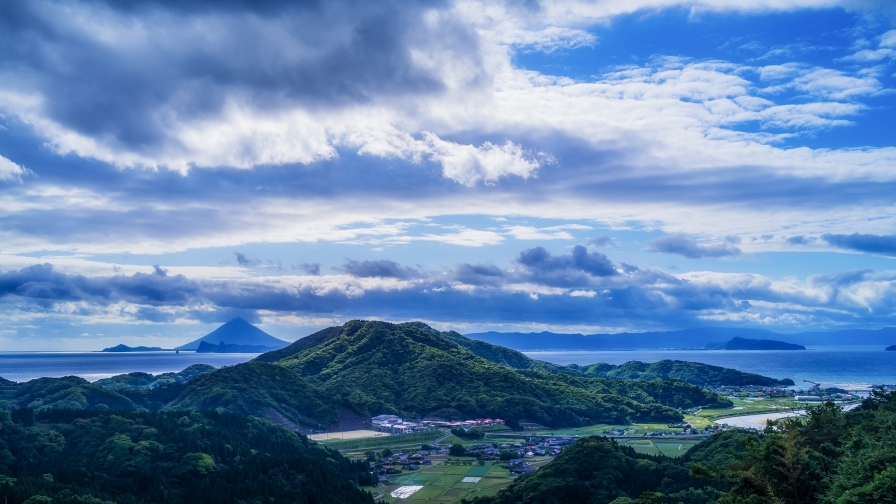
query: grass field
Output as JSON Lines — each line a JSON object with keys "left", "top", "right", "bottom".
{"left": 381, "top": 463, "right": 516, "bottom": 503}
{"left": 320, "top": 430, "right": 442, "bottom": 451}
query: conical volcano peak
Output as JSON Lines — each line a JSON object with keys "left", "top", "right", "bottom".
{"left": 175, "top": 318, "right": 289, "bottom": 351}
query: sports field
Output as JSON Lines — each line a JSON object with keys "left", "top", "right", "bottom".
{"left": 308, "top": 430, "right": 389, "bottom": 441}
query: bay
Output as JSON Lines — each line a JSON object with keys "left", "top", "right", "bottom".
{"left": 526, "top": 345, "right": 896, "bottom": 390}
{"left": 0, "top": 352, "right": 256, "bottom": 382}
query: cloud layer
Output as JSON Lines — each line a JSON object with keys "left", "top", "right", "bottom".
{"left": 0, "top": 0, "right": 894, "bottom": 342}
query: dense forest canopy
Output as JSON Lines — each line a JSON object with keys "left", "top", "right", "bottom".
{"left": 0, "top": 409, "right": 376, "bottom": 504}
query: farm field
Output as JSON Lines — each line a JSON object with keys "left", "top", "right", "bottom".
{"left": 382, "top": 461, "right": 515, "bottom": 503}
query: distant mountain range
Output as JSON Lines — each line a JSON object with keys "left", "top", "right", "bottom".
{"left": 174, "top": 318, "right": 289, "bottom": 351}
{"left": 465, "top": 327, "right": 896, "bottom": 350}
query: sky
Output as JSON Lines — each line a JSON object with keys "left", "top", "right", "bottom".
{"left": 1, "top": 0, "right": 896, "bottom": 349}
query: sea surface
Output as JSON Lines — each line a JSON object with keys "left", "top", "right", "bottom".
{"left": 0, "top": 352, "right": 257, "bottom": 382}
{"left": 526, "top": 346, "right": 896, "bottom": 391}
{"left": 1, "top": 346, "right": 895, "bottom": 390}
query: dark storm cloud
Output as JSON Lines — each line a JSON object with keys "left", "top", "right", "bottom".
{"left": 0, "top": 0, "right": 470, "bottom": 151}
{"left": 335, "top": 259, "right": 422, "bottom": 279}
{"left": 648, "top": 234, "right": 741, "bottom": 259}
{"left": 821, "top": 233, "right": 896, "bottom": 256}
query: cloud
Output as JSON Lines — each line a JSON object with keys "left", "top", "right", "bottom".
{"left": 3, "top": 254, "right": 896, "bottom": 333}
{"left": 821, "top": 233, "right": 896, "bottom": 257}
{"left": 0, "top": 155, "right": 27, "bottom": 181}
{"left": 423, "top": 134, "right": 549, "bottom": 186}
{"left": 334, "top": 259, "right": 422, "bottom": 279}
{"left": 293, "top": 262, "right": 321, "bottom": 275}
{"left": 234, "top": 252, "right": 260, "bottom": 267}
{"left": 648, "top": 234, "right": 741, "bottom": 259}
{"left": 786, "top": 235, "right": 813, "bottom": 245}
{"left": 515, "top": 245, "right": 618, "bottom": 280}
{"left": 587, "top": 236, "right": 616, "bottom": 248}
{"left": 234, "top": 252, "right": 282, "bottom": 270}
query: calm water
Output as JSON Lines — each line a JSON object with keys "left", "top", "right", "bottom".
{"left": 0, "top": 352, "right": 256, "bottom": 382}
{"left": 1, "top": 347, "right": 895, "bottom": 390}
{"left": 526, "top": 346, "right": 896, "bottom": 390}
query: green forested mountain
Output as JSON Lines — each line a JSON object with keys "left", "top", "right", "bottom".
{"left": 93, "top": 364, "right": 216, "bottom": 390}
{"left": 0, "top": 408, "right": 376, "bottom": 504}
{"left": 568, "top": 359, "right": 795, "bottom": 386}
{"left": 261, "top": 320, "right": 729, "bottom": 427}
{"left": 2, "top": 376, "right": 137, "bottom": 412}
{"left": 469, "top": 390, "right": 896, "bottom": 504}
{"left": 162, "top": 362, "right": 339, "bottom": 428}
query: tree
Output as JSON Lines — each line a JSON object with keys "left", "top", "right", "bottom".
{"left": 449, "top": 444, "right": 466, "bottom": 456}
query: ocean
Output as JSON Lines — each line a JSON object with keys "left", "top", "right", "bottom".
{"left": 0, "top": 351, "right": 256, "bottom": 382}
{"left": 526, "top": 345, "right": 896, "bottom": 390}
{"left": 1, "top": 346, "right": 894, "bottom": 390}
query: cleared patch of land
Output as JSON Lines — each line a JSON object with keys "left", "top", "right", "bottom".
{"left": 319, "top": 429, "right": 442, "bottom": 450}
{"left": 308, "top": 429, "right": 389, "bottom": 441}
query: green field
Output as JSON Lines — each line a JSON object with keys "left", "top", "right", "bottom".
{"left": 382, "top": 463, "right": 515, "bottom": 503}
{"left": 321, "top": 430, "right": 442, "bottom": 451}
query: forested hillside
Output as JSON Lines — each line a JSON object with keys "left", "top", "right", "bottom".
{"left": 162, "top": 362, "right": 339, "bottom": 428}
{"left": 568, "top": 359, "right": 795, "bottom": 386}
{"left": 264, "top": 320, "right": 730, "bottom": 427}
{"left": 93, "top": 364, "right": 216, "bottom": 390}
{"left": 0, "top": 409, "right": 376, "bottom": 504}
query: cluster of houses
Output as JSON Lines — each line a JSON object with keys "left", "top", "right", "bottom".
{"left": 372, "top": 448, "right": 448, "bottom": 481}
{"left": 710, "top": 385, "right": 794, "bottom": 397}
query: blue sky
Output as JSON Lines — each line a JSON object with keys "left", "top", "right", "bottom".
{"left": 1, "top": 0, "right": 896, "bottom": 349}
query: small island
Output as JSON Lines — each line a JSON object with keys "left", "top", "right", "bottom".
{"left": 101, "top": 344, "right": 166, "bottom": 352}
{"left": 708, "top": 336, "right": 806, "bottom": 351}
{"left": 886, "top": 345, "right": 896, "bottom": 351}
{"left": 195, "top": 341, "right": 281, "bottom": 353}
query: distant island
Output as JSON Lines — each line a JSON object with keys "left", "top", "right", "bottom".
{"left": 101, "top": 344, "right": 167, "bottom": 352}
{"left": 887, "top": 345, "right": 896, "bottom": 351}
{"left": 707, "top": 337, "right": 805, "bottom": 351}
{"left": 195, "top": 340, "right": 282, "bottom": 353}
{"left": 175, "top": 317, "right": 289, "bottom": 351}
{"left": 466, "top": 326, "right": 896, "bottom": 350}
